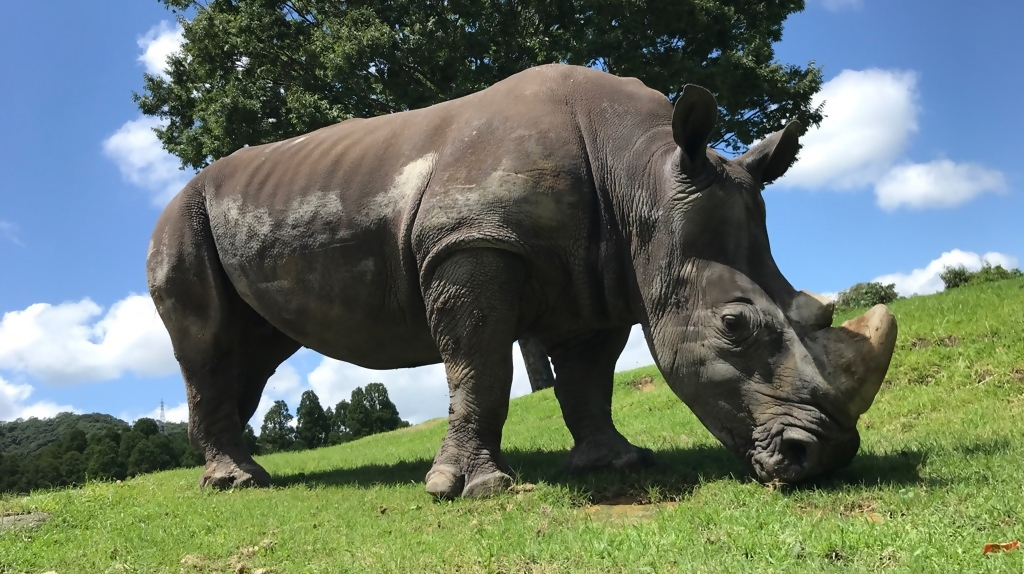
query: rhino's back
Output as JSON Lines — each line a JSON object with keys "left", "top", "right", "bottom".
{"left": 195, "top": 113, "right": 442, "bottom": 366}
{"left": 188, "top": 65, "right": 665, "bottom": 365}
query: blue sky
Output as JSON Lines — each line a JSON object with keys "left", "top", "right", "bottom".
{"left": 1, "top": 0, "right": 1021, "bottom": 426}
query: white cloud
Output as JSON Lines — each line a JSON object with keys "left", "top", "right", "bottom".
{"left": 774, "top": 68, "right": 1006, "bottom": 211}
{"left": 0, "top": 220, "right": 24, "bottom": 247}
{"left": 138, "top": 21, "right": 183, "bottom": 79}
{"left": 103, "top": 116, "right": 193, "bottom": 206}
{"left": 0, "top": 294, "right": 177, "bottom": 385}
{"left": 778, "top": 69, "right": 919, "bottom": 190}
{"left": 616, "top": 325, "right": 655, "bottom": 372}
{"left": 266, "top": 363, "right": 304, "bottom": 399}
{"left": 252, "top": 363, "right": 305, "bottom": 424}
{"left": 873, "top": 249, "right": 1019, "bottom": 297}
{"left": 874, "top": 159, "right": 1007, "bottom": 211}
{"left": 103, "top": 22, "right": 191, "bottom": 206}
{"left": 0, "top": 376, "right": 78, "bottom": 422}
{"left": 821, "top": 0, "right": 863, "bottom": 11}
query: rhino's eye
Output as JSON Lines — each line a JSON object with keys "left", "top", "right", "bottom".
{"left": 722, "top": 314, "right": 746, "bottom": 333}
{"left": 720, "top": 306, "right": 758, "bottom": 343}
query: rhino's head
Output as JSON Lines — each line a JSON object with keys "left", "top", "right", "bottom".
{"left": 637, "top": 85, "right": 898, "bottom": 483}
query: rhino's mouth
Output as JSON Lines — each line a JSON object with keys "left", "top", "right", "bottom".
{"left": 747, "top": 416, "right": 859, "bottom": 484}
{"left": 750, "top": 427, "right": 816, "bottom": 483}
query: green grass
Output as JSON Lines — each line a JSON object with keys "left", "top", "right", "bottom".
{"left": 3, "top": 279, "right": 1024, "bottom": 573}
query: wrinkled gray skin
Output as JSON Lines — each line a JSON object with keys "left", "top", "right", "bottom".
{"left": 148, "top": 64, "right": 898, "bottom": 498}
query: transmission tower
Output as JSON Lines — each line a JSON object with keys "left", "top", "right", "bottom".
{"left": 158, "top": 399, "right": 166, "bottom": 434}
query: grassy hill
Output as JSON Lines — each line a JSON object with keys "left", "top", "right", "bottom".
{"left": 2, "top": 278, "right": 1023, "bottom": 573}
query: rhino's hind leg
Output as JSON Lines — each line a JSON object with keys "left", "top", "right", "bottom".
{"left": 181, "top": 320, "right": 299, "bottom": 490}
{"left": 422, "top": 248, "right": 525, "bottom": 499}
{"left": 550, "top": 328, "right": 655, "bottom": 473}
{"left": 148, "top": 188, "right": 300, "bottom": 490}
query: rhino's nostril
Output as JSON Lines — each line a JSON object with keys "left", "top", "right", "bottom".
{"left": 780, "top": 438, "right": 809, "bottom": 468}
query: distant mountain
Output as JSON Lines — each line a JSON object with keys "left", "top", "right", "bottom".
{"left": 0, "top": 412, "right": 130, "bottom": 456}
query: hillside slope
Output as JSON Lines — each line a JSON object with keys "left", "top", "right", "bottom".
{"left": 2, "top": 278, "right": 1023, "bottom": 573}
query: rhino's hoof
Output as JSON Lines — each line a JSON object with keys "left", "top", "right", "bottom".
{"left": 426, "top": 464, "right": 465, "bottom": 500}
{"left": 566, "top": 442, "right": 656, "bottom": 474}
{"left": 199, "top": 461, "right": 271, "bottom": 490}
{"left": 425, "top": 464, "right": 514, "bottom": 499}
{"left": 462, "top": 471, "right": 514, "bottom": 498}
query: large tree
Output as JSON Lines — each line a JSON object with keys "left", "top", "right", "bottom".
{"left": 328, "top": 400, "right": 353, "bottom": 445}
{"left": 258, "top": 400, "right": 297, "bottom": 453}
{"left": 361, "top": 382, "right": 408, "bottom": 434}
{"left": 295, "top": 390, "right": 331, "bottom": 449}
{"left": 336, "top": 384, "right": 409, "bottom": 440}
{"left": 140, "top": 0, "right": 822, "bottom": 169}
{"left": 138, "top": 0, "right": 824, "bottom": 392}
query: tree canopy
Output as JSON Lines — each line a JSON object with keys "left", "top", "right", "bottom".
{"left": 295, "top": 389, "right": 331, "bottom": 449}
{"left": 0, "top": 415, "right": 203, "bottom": 495}
{"left": 139, "top": 0, "right": 823, "bottom": 171}
{"left": 258, "top": 400, "right": 296, "bottom": 453}
{"left": 0, "top": 412, "right": 129, "bottom": 458}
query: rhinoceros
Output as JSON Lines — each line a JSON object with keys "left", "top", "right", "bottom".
{"left": 147, "top": 63, "right": 897, "bottom": 499}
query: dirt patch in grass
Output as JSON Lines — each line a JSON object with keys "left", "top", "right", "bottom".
{"left": 825, "top": 548, "right": 846, "bottom": 564}
{"left": 905, "top": 365, "right": 942, "bottom": 386}
{"left": 1010, "top": 368, "right": 1024, "bottom": 382}
{"left": 974, "top": 365, "right": 997, "bottom": 385}
{"left": 910, "top": 338, "right": 932, "bottom": 349}
{"left": 840, "top": 499, "right": 888, "bottom": 523}
{"left": 179, "top": 539, "right": 275, "bottom": 573}
{"left": 584, "top": 494, "right": 678, "bottom": 524}
{"left": 795, "top": 498, "right": 889, "bottom": 523}
{"left": 910, "top": 335, "right": 960, "bottom": 350}
{"left": 0, "top": 511, "right": 50, "bottom": 532}
{"left": 628, "top": 374, "right": 656, "bottom": 392}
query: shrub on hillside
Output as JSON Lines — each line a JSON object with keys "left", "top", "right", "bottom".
{"left": 940, "top": 266, "right": 971, "bottom": 289}
{"left": 942, "top": 263, "right": 1022, "bottom": 290}
{"left": 835, "top": 282, "right": 900, "bottom": 309}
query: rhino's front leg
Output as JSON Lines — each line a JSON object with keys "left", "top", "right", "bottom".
{"left": 422, "top": 248, "right": 525, "bottom": 499}
{"left": 550, "top": 328, "right": 656, "bottom": 473}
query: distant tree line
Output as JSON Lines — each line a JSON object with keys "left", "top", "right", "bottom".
{"left": 258, "top": 382, "right": 409, "bottom": 454}
{"left": 834, "top": 262, "right": 1022, "bottom": 310}
{"left": 0, "top": 414, "right": 202, "bottom": 495}
{"left": 1, "top": 384, "right": 409, "bottom": 495}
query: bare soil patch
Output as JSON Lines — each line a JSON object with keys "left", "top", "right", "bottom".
{"left": 628, "top": 374, "right": 656, "bottom": 392}
{"left": 910, "top": 335, "right": 960, "bottom": 350}
{"left": 584, "top": 495, "right": 678, "bottom": 524}
{"left": 0, "top": 511, "right": 50, "bottom": 532}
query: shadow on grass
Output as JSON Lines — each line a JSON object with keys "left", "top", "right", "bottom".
{"left": 950, "top": 437, "right": 1012, "bottom": 457}
{"left": 796, "top": 448, "right": 934, "bottom": 492}
{"left": 273, "top": 445, "right": 931, "bottom": 503}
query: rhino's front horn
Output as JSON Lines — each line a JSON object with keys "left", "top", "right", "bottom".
{"left": 788, "top": 290, "right": 835, "bottom": 330}
{"left": 819, "top": 305, "right": 898, "bottom": 420}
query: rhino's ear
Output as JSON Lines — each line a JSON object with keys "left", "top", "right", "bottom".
{"left": 672, "top": 84, "right": 718, "bottom": 167}
{"left": 736, "top": 121, "right": 804, "bottom": 185}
